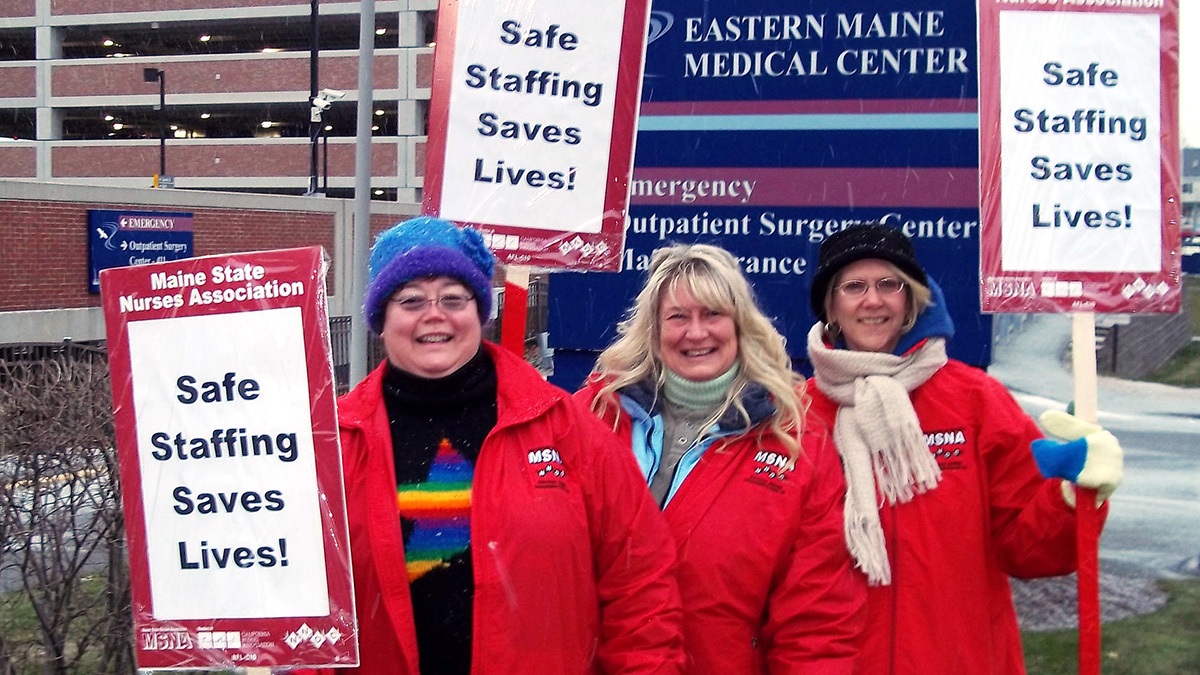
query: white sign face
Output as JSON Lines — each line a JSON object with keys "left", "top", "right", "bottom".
{"left": 998, "top": 11, "right": 1161, "bottom": 272}
{"left": 128, "top": 308, "right": 328, "bottom": 620}
{"left": 437, "top": 1, "right": 627, "bottom": 233}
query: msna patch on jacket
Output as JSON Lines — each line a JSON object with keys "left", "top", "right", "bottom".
{"left": 926, "top": 428, "right": 970, "bottom": 471}
{"left": 746, "top": 450, "right": 793, "bottom": 493}
{"left": 526, "top": 447, "right": 568, "bottom": 490}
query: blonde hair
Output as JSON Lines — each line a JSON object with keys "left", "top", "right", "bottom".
{"left": 822, "top": 261, "right": 932, "bottom": 342}
{"left": 589, "top": 243, "right": 806, "bottom": 460}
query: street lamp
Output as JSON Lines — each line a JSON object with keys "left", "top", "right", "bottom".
{"left": 308, "top": 0, "right": 320, "bottom": 195}
{"left": 142, "top": 67, "right": 166, "bottom": 179}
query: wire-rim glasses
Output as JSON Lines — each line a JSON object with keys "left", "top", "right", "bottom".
{"left": 834, "top": 278, "right": 906, "bottom": 297}
{"left": 389, "top": 293, "right": 476, "bottom": 313}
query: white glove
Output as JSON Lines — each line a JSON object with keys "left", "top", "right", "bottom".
{"left": 1032, "top": 410, "right": 1123, "bottom": 507}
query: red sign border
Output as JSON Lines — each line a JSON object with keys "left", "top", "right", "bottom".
{"left": 100, "top": 247, "right": 357, "bottom": 670}
{"left": 978, "top": 0, "right": 1182, "bottom": 314}
{"left": 420, "top": 0, "right": 651, "bottom": 271}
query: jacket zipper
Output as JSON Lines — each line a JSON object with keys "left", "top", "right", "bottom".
{"left": 663, "top": 436, "right": 705, "bottom": 509}
{"left": 889, "top": 501, "right": 899, "bottom": 675}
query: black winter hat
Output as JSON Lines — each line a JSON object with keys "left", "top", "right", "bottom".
{"left": 809, "top": 223, "right": 927, "bottom": 321}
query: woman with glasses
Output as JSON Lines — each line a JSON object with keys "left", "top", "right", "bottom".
{"left": 331, "top": 216, "right": 684, "bottom": 675}
{"left": 805, "top": 223, "right": 1123, "bottom": 675}
{"left": 576, "top": 243, "right": 865, "bottom": 674}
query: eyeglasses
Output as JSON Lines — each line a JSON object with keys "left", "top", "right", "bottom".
{"left": 389, "top": 293, "right": 476, "bottom": 313}
{"left": 834, "top": 278, "right": 906, "bottom": 297}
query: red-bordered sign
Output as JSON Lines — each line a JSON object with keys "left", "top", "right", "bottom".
{"left": 100, "top": 247, "right": 357, "bottom": 670}
{"left": 978, "top": 0, "right": 1181, "bottom": 313}
{"left": 422, "top": 0, "right": 652, "bottom": 271}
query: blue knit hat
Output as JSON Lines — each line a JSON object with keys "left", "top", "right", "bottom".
{"left": 364, "top": 216, "right": 495, "bottom": 333}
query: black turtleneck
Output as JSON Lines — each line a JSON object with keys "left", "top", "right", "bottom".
{"left": 381, "top": 347, "right": 497, "bottom": 675}
{"left": 382, "top": 347, "right": 498, "bottom": 473}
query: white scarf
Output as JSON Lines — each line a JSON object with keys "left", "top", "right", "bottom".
{"left": 807, "top": 323, "right": 947, "bottom": 586}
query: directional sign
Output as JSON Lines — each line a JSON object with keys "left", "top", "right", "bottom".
{"left": 88, "top": 209, "right": 194, "bottom": 293}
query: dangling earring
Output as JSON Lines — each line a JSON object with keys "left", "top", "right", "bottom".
{"left": 824, "top": 321, "right": 840, "bottom": 339}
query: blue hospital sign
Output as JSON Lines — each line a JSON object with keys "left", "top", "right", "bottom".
{"left": 548, "top": 0, "right": 991, "bottom": 391}
{"left": 89, "top": 209, "right": 195, "bottom": 293}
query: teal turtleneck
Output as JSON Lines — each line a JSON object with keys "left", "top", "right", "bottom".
{"left": 662, "top": 363, "right": 740, "bottom": 410}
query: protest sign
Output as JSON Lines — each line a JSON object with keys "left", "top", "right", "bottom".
{"left": 100, "top": 247, "right": 357, "bottom": 670}
{"left": 978, "top": 0, "right": 1181, "bottom": 313}
{"left": 421, "top": 0, "right": 651, "bottom": 271}
{"left": 978, "top": 4, "right": 1181, "bottom": 672}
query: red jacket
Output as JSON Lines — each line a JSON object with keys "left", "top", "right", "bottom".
{"left": 332, "top": 343, "right": 684, "bottom": 675}
{"left": 576, "top": 381, "right": 865, "bottom": 675}
{"left": 807, "top": 360, "right": 1104, "bottom": 675}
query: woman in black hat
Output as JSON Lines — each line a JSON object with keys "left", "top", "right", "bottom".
{"left": 805, "top": 223, "right": 1124, "bottom": 675}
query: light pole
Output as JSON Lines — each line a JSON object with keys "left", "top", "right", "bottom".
{"left": 322, "top": 125, "right": 330, "bottom": 194}
{"left": 142, "top": 67, "right": 166, "bottom": 179}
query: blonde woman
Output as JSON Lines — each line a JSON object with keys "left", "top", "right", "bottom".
{"left": 576, "top": 243, "right": 865, "bottom": 674}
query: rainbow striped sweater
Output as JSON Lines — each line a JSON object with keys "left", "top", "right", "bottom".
{"left": 396, "top": 438, "right": 473, "bottom": 581}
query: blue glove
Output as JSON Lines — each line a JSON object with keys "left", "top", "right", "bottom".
{"left": 1031, "top": 410, "right": 1123, "bottom": 506}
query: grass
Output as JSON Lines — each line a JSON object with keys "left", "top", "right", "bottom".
{"left": 1023, "top": 579, "right": 1200, "bottom": 675}
{"left": 1141, "top": 276, "right": 1200, "bottom": 387}
{"left": 0, "top": 573, "right": 117, "bottom": 675}
{"left": 0, "top": 585, "right": 41, "bottom": 669}
{"left": 1189, "top": 275, "right": 1200, "bottom": 336}
{"left": 1146, "top": 341, "right": 1200, "bottom": 387}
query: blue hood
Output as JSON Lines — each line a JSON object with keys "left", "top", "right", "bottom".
{"left": 893, "top": 277, "right": 955, "bottom": 355}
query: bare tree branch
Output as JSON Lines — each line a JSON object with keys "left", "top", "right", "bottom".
{"left": 0, "top": 344, "right": 134, "bottom": 675}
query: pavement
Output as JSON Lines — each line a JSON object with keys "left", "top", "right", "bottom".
{"left": 986, "top": 313, "right": 1198, "bottom": 631}
{"left": 989, "top": 313, "right": 1200, "bottom": 433}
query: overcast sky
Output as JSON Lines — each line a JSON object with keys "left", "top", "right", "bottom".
{"left": 1182, "top": 2, "right": 1196, "bottom": 146}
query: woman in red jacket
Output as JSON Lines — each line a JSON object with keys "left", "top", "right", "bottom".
{"left": 805, "top": 223, "right": 1124, "bottom": 675}
{"left": 576, "top": 243, "right": 865, "bottom": 674}
{"left": 333, "top": 216, "right": 684, "bottom": 675}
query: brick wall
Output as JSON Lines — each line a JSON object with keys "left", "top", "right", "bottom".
{"left": 50, "top": 52, "right": 396, "bottom": 98}
{"left": 0, "top": 0, "right": 33, "bottom": 18}
{"left": 50, "top": 140, "right": 398, "bottom": 180}
{"left": 0, "top": 198, "right": 337, "bottom": 312}
{"left": 0, "top": 181, "right": 423, "bottom": 325}
{"left": 0, "top": 145, "right": 37, "bottom": 178}
{"left": 51, "top": 0, "right": 312, "bottom": 16}
{"left": 0, "top": 65, "right": 36, "bottom": 98}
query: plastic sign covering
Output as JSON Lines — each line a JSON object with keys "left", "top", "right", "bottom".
{"left": 422, "top": 0, "right": 651, "bottom": 271}
{"left": 978, "top": 0, "right": 1181, "bottom": 313}
{"left": 99, "top": 247, "right": 357, "bottom": 670}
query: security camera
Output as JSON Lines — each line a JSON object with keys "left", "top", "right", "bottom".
{"left": 310, "top": 98, "right": 332, "bottom": 122}
{"left": 319, "top": 88, "right": 346, "bottom": 100}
